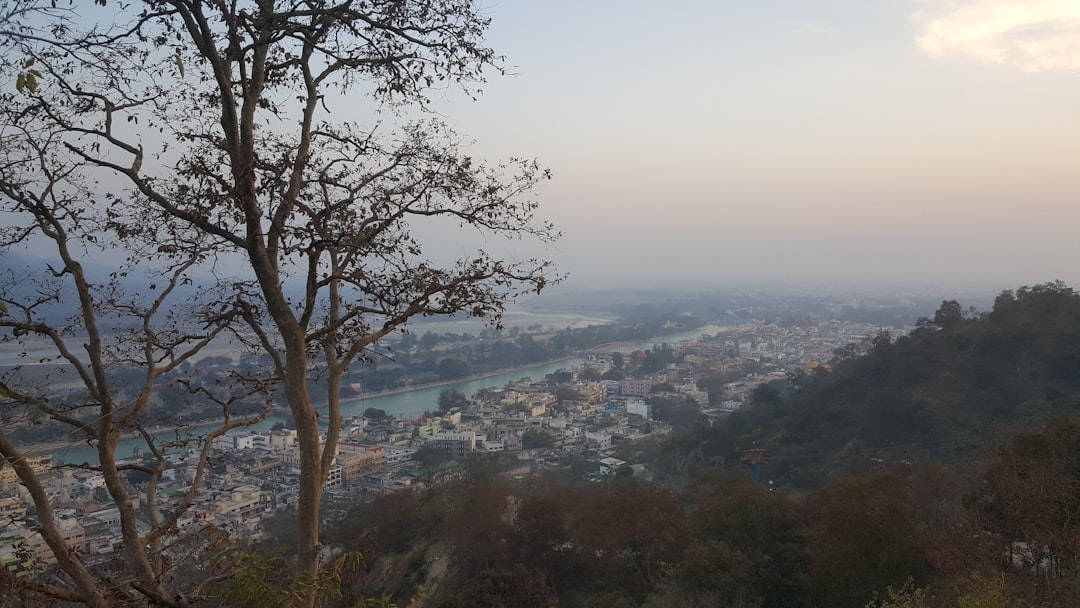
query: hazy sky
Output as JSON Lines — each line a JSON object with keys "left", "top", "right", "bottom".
{"left": 408, "top": 0, "right": 1080, "bottom": 291}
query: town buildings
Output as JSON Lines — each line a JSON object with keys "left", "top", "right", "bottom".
{"left": 0, "top": 317, "right": 888, "bottom": 573}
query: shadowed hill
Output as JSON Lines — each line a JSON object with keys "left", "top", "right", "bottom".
{"left": 659, "top": 281, "right": 1080, "bottom": 488}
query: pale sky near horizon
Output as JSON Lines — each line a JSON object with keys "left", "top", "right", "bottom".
{"left": 407, "top": 0, "right": 1080, "bottom": 292}
{"left": 8, "top": 1, "right": 1078, "bottom": 296}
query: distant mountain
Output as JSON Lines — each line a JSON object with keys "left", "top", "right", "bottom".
{"left": 0, "top": 248, "right": 209, "bottom": 327}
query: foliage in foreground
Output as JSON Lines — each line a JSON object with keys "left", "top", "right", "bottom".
{"left": 2, "top": 0, "right": 559, "bottom": 606}
{"left": 328, "top": 410, "right": 1080, "bottom": 608}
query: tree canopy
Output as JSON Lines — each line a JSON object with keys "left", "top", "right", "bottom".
{"left": 1, "top": 1, "right": 559, "bottom": 606}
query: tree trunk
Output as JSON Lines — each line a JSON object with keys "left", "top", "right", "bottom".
{"left": 98, "top": 431, "right": 166, "bottom": 599}
{"left": 286, "top": 358, "right": 325, "bottom": 606}
{"left": 244, "top": 229, "right": 326, "bottom": 607}
{"left": 0, "top": 436, "right": 111, "bottom": 608}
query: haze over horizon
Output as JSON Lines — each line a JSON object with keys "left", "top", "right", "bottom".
{"left": 4, "top": 1, "right": 1078, "bottom": 297}
{"left": 407, "top": 0, "right": 1080, "bottom": 292}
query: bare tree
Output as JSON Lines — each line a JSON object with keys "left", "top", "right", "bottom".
{"left": 3, "top": 1, "right": 559, "bottom": 606}
{"left": 0, "top": 70, "right": 272, "bottom": 606}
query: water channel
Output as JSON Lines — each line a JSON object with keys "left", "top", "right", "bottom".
{"left": 51, "top": 357, "right": 585, "bottom": 465}
{"left": 47, "top": 323, "right": 729, "bottom": 465}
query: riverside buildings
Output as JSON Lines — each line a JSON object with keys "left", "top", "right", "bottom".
{"left": 1, "top": 318, "right": 888, "bottom": 571}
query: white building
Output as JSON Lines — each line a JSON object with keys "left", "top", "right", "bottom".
{"left": 585, "top": 431, "right": 612, "bottom": 450}
{"left": 384, "top": 446, "right": 416, "bottom": 465}
{"left": 232, "top": 433, "right": 260, "bottom": 450}
{"left": 626, "top": 399, "right": 650, "bottom": 419}
{"left": 598, "top": 457, "right": 627, "bottom": 475}
{"left": 80, "top": 474, "right": 107, "bottom": 491}
{"left": 267, "top": 429, "right": 298, "bottom": 449}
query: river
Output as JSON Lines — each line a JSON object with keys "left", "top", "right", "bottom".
{"left": 50, "top": 357, "right": 585, "bottom": 465}
{"left": 610, "top": 324, "right": 727, "bottom": 352}
{"left": 46, "top": 323, "right": 727, "bottom": 465}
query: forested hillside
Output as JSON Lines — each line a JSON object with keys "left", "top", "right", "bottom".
{"left": 661, "top": 281, "right": 1080, "bottom": 488}
{"left": 328, "top": 282, "right": 1080, "bottom": 608}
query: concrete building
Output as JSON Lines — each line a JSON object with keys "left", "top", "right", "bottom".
{"left": 335, "top": 444, "right": 385, "bottom": 484}
{"left": 598, "top": 457, "right": 627, "bottom": 475}
{"left": 0, "top": 455, "right": 52, "bottom": 485}
{"left": 626, "top": 399, "right": 650, "bottom": 419}
{"left": 619, "top": 379, "right": 654, "bottom": 397}
{"left": 585, "top": 431, "right": 612, "bottom": 450}
{"left": 431, "top": 431, "right": 478, "bottom": 457}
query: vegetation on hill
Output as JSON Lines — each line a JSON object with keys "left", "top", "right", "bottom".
{"left": 661, "top": 281, "right": 1080, "bottom": 488}
{"left": 328, "top": 419, "right": 1080, "bottom": 608}
{"left": 313, "top": 282, "right": 1080, "bottom": 608}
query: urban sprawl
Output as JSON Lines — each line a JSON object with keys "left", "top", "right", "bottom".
{"left": 1, "top": 319, "right": 891, "bottom": 570}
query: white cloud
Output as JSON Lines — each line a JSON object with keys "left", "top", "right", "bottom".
{"left": 914, "top": 0, "right": 1080, "bottom": 72}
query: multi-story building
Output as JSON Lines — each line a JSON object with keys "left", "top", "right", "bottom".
{"left": 0, "top": 454, "right": 52, "bottom": 485}
{"left": 384, "top": 446, "right": 416, "bottom": 465}
{"left": 619, "top": 379, "right": 653, "bottom": 397}
{"left": 431, "top": 431, "right": 478, "bottom": 457}
{"left": 585, "top": 431, "right": 612, "bottom": 450}
{"left": 335, "top": 443, "right": 385, "bottom": 484}
{"left": 266, "top": 429, "right": 298, "bottom": 449}
{"left": 231, "top": 433, "right": 261, "bottom": 450}
{"left": 563, "top": 382, "right": 607, "bottom": 404}
{"left": 7, "top": 513, "right": 85, "bottom": 566}
{"left": 0, "top": 496, "right": 27, "bottom": 520}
